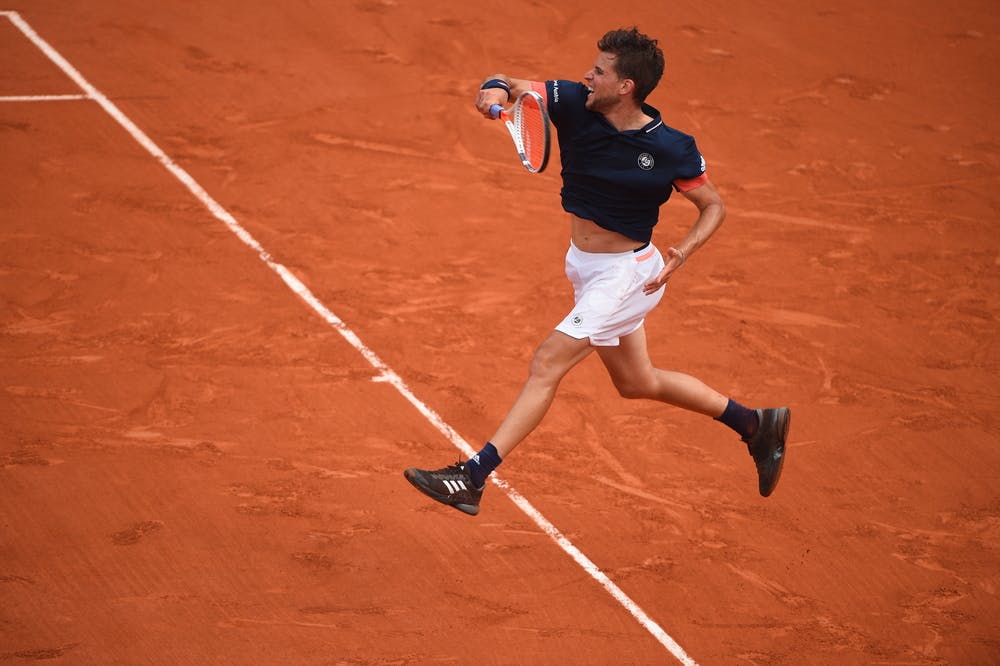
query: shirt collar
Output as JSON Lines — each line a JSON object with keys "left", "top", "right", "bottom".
{"left": 639, "top": 103, "right": 663, "bottom": 133}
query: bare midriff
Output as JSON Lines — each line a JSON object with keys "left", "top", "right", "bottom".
{"left": 569, "top": 214, "right": 646, "bottom": 253}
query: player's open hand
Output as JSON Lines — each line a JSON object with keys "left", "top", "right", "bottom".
{"left": 643, "top": 246, "right": 686, "bottom": 295}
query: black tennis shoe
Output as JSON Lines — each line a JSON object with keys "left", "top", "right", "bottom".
{"left": 743, "top": 407, "right": 790, "bottom": 497}
{"left": 404, "top": 461, "right": 483, "bottom": 516}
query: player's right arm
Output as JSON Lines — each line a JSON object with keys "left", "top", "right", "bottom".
{"left": 474, "top": 74, "right": 536, "bottom": 118}
{"left": 643, "top": 179, "right": 726, "bottom": 295}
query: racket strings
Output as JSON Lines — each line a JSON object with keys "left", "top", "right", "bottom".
{"left": 516, "top": 96, "right": 548, "bottom": 172}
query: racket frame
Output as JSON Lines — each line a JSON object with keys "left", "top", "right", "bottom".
{"left": 491, "top": 90, "right": 551, "bottom": 173}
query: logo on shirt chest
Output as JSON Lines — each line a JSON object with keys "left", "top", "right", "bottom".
{"left": 637, "top": 152, "right": 655, "bottom": 171}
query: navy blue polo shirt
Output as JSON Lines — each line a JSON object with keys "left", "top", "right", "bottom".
{"left": 543, "top": 80, "right": 707, "bottom": 243}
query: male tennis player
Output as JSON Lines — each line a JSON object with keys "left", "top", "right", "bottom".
{"left": 404, "top": 27, "right": 789, "bottom": 515}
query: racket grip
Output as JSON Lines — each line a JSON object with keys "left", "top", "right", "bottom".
{"left": 489, "top": 104, "right": 503, "bottom": 119}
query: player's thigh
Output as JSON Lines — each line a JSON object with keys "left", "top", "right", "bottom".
{"left": 530, "top": 330, "right": 594, "bottom": 380}
{"left": 595, "top": 325, "right": 656, "bottom": 394}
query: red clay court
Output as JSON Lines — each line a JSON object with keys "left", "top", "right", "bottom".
{"left": 2, "top": 2, "right": 998, "bottom": 664}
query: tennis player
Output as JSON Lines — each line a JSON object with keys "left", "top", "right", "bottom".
{"left": 405, "top": 27, "right": 790, "bottom": 515}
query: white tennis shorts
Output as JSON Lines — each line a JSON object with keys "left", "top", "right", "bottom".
{"left": 555, "top": 241, "right": 666, "bottom": 346}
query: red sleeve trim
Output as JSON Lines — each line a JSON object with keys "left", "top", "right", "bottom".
{"left": 530, "top": 80, "right": 547, "bottom": 104}
{"left": 673, "top": 172, "right": 708, "bottom": 192}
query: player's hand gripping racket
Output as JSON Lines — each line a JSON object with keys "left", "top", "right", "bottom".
{"left": 490, "top": 90, "right": 550, "bottom": 173}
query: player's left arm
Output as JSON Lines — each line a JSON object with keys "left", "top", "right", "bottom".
{"left": 643, "top": 179, "right": 727, "bottom": 294}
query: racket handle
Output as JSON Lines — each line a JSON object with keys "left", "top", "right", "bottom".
{"left": 489, "top": 104, "right": 503, "bottom": 119}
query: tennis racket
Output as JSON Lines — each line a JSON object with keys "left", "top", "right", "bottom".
{"left": 489, "top": 90, "right": 550, "bottom": 173}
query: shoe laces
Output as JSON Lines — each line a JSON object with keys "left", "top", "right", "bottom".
{"left": 435, "top": 461, "right": 466, "bottom": 477}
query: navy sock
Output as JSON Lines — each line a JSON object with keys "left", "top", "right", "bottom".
{"left": 465, "top": 442, "right": 502, "bottom": 488}
{"left": 715, "top": 399, "right": 760, "bottom": 440}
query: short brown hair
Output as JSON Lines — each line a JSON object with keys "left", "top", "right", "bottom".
{"left": 597, "top": 27, "right": 665, "bottom": 103}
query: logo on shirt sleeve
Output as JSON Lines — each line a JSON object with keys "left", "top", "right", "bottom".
{"left": 699, "top": 154, "right": 706, "bottom": 173}
{"left": 638, "top": 153, "right": 654, "bottom": 170}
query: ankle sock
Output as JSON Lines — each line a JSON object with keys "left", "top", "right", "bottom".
{"left": 715, "top": 399, "right": 760, "bottom": 440}
{"left": 466, "top": 442, "right": 502, "bottom": 488}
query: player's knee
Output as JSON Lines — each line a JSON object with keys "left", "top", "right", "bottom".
{"left": 527, "top": 350, "right": 558, "bottom": 380}
{"left": 527, "top": 345, "right": 569, "bottom": 382}
{"left": 613, "top": 377, "right": 655, "bottom": 400}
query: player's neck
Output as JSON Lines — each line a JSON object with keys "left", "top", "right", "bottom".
{"left": 603, "top": 102, "right": 652, "bottom": 132}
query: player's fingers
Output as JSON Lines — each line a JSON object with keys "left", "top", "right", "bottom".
{"left": 642, "top": 276, "right": 667, "bottom": 295}
{"left": 476, "top": 101, "right": 496, "bottom": 118}
{"left": 642, "top": 264, "right": 675, "bottom": 294}
{"left": 474, "top": 92, "right": 490, "bottom": 114}
{"left": 643, "top": 283, "right": 663, "bottom": 295}
{"left": 476, "top": 90, "right": 507, "bottom": 117}
{"left": 665, "top": 246, "right": 687, "bottom": 269}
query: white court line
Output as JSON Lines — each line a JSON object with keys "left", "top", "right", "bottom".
{"left": 0, "top": 94, "right": 90, "bottom": 101}
{"left": 1, "top": 11, "right": 698, "bottom": 665}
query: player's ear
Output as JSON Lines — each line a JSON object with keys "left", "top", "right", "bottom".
{"left": 619, "top": 78, "right": 635, "bottom": 97}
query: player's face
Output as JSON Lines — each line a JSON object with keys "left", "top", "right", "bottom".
{"left": 584, "top": 51, "right": 624, "bottom": 112}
